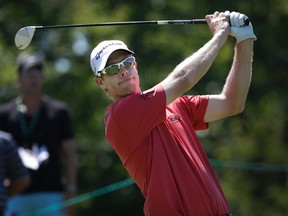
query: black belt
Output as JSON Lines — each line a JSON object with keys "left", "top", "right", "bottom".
{"left": 224, "top": 213, "right": 232, "bottom": 216}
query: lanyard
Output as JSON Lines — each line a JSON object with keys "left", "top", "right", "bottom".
{"left": 16, "top": 97, "right": 42, "bottom": 136}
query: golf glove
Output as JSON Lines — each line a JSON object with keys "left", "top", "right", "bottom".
{"left": 226, "top": 11, "right": 257, "bottom": 43}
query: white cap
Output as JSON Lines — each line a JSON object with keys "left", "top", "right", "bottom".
{"left": 17, "top": 55, "right": 43, "bottom": 73}
{"left": 90, "top": 40, "right": 134, "bottom": 76}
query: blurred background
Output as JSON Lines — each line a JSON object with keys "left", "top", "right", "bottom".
{"left": 1, "top": 0, "right": 288, "bottom": 215}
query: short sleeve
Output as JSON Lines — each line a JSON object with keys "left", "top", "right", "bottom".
{"left": 105, "top": 84, "right": 166, "bottom": 160}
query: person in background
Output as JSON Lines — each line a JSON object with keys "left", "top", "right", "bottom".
{"left": 0, "top": 130, "right": 30, "bottom": 216}
{"left": 89, "top": 11, "right": 256, "bottom": 216}
{"left": 0, "top": 54, "right": 77, "bottom": 216}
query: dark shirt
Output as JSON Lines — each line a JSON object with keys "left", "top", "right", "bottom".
{"left": 0, "top": 131, "right": 28, "bottom": 212}
{"left": 0, "top": 96, "right": 74, "bottom": 193}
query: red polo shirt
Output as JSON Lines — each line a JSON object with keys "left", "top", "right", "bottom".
{"left": 105, "top": 84, "right": 230, "bottom": 216}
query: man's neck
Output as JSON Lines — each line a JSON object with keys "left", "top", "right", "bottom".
{"left": 19, "top": 93, "right": 43, "bottom": 115}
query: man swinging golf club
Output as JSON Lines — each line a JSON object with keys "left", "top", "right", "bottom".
{"left": 90, "top": 11, "right": 256, "bottom": 216}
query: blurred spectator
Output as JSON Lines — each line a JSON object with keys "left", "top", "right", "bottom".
{"left": 0, "top": 130, "right": 30, "bottom": 216}
{"left": 0, "top": 54, "right": 77, "bottom": 216}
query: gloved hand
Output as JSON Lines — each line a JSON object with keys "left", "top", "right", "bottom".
{"left": 225, "top": 11, "right": 257, "bottom": 43}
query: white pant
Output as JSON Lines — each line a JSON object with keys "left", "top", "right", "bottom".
{"left": 5, "top": 192, "right": 65, "bottom": 216}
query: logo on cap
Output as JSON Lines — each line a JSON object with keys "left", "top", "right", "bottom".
{"left": 95, "top": 42, "right": 123, "bottom": 60}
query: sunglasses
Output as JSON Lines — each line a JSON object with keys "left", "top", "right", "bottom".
{"left": 99, "top": 56, "right": 135, "bottom": 77}
{"left": 20, "top": 67, "right": 43, "bottom": 75}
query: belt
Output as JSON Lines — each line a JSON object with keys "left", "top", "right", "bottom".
{"left": 224, "top": 213, "right": 232, "bottom": 216}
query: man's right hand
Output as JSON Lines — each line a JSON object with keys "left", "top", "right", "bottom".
{"left": 205, "top": 11, "right": 230, "bottom": 44}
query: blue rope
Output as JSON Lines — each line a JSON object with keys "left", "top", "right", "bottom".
{"left": 31, "top": 159, "right": 288, "bottom": 215}
{"left": 210, "top": 159, "right": 288, "bottom": 172}
{"left": 31, "top": 178, "right": 134, "bottom": 215}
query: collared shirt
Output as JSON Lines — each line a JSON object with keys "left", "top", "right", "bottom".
{"left": 105, "top": 84, "right": 230, "bottom": 216}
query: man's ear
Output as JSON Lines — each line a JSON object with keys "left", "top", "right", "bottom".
{"left": 94, "top": 77, "right": 106, "bottom": 90}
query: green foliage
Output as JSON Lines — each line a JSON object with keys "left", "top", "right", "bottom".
{"left": 1, "top": 0, "right": 288, "bottom": 215}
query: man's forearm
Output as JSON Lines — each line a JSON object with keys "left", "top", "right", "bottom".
{"left": 222, "top": 39, "right": 254, "bottom": 112}
{"left": 162, "top": 32, "right": 228, "bottom": 105}
{"left": 62, "top": 139, "right": 77, "bottom": 193}
{"left": 175, "top": 32, "right": 227, "bottom": 86}
{"left": 65, "top": 152, "right": 77, "bottom": 192}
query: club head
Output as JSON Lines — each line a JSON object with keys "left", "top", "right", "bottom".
{"left": 15, "top": 26, "right": 36, "bottom": 50}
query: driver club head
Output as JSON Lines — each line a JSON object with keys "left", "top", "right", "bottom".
{"left": 15, "top": 26, "right": 36, "bottom": 50}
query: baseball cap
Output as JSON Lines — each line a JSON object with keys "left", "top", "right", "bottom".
{"left": 17, "top": 55, "right": 43, "bottom": 73}
{"left": 90, "top": 40, "right": 134, "bottom": 76}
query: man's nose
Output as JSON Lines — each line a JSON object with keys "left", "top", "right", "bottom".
{"left": 119, "top": 65, "right": 128, "bottom": 77}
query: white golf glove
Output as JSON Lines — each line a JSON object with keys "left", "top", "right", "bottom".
{"left": 225, "top": 11, "right": 257, "bottom": 43}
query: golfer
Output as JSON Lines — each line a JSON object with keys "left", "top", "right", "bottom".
{"left": 90, "top": 11, "right": 256, "bottom": 216}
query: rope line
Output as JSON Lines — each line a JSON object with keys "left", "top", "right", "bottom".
{"left": 210, "top": 159, "right": 288, "bottom": 172}
{"left": 31, "top": 159, "right": 288, "bottom": 215}
{"left": 31, "top": 178, "right": 134, "bottom": 215}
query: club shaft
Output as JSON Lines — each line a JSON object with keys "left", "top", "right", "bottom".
{"left": 34, "top": 19, "right": 207, "bottom": 29}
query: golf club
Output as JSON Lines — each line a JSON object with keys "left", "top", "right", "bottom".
{"left": 14, "top": 19, "right": 206, "bottom": 50}
{"left": 15, "top": 18, "right": 249, "bottom": 50}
